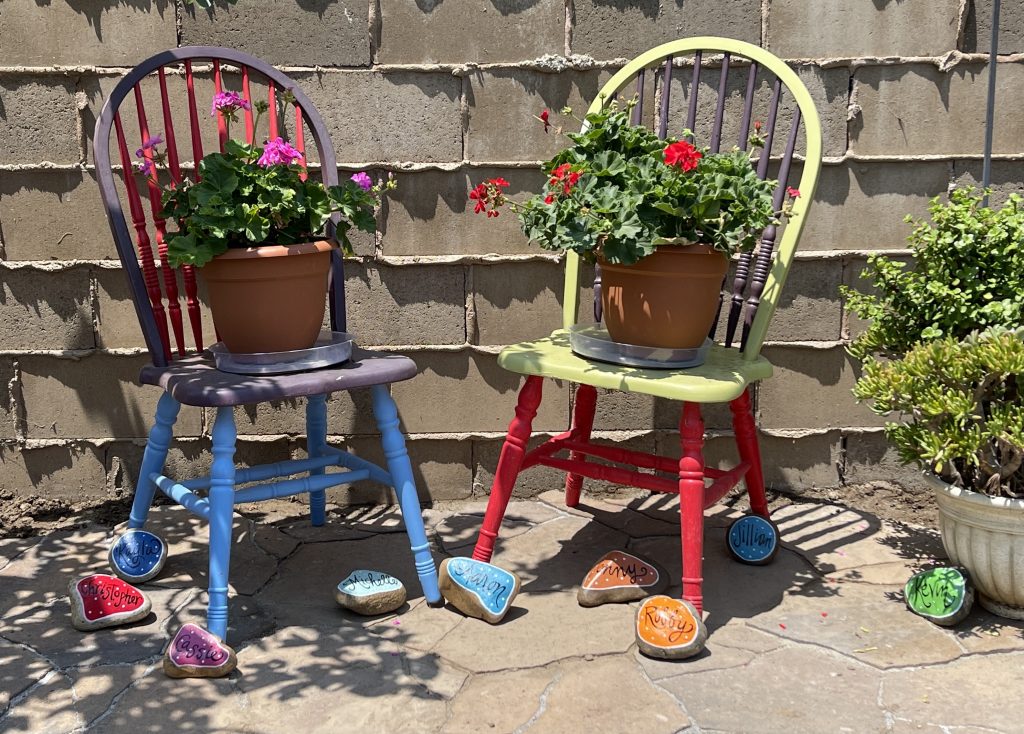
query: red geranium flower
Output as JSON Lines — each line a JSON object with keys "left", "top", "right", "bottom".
{"left": 549, "top": 163, "right": 582, "bottom": 194}
{"left": 786, "top": 186, "right": 801, "bottom": 198}
{"left": 469, "top": 182, "right": 488, "bottom": 214}
{"left": 539, "top": 109, "right": 551, "bottom": 133}
{"left": 663, "top": 141, "right": 702, "bottom": 172}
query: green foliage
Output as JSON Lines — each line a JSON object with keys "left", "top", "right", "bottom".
{"left": 854, "top": 327, "right": 1024, "bottom": 498}
{"left": 842, "top": 189, "right": 1024, "bottom": 361}
{"left": 161, "top": 139, "right": 378, "bottom": 268}
{"left": 516, "top": 103, "right": 780, "bottom": 265}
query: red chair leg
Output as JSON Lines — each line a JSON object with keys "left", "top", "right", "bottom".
{"left": 564, "top": 384, "right": 598, "bottom": 507}
{"left": 472, "top": 375, "right": 544, "bottom": 563}
{"left": 679, "top": 401, "right": 706, "bottom": 614}
{"left": 730, "top": 387, "right": 770, "bottom": 518}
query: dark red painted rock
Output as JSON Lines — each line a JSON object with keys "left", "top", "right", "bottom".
{"left": 68, "top": 574, "right": 151, "bottom": 631}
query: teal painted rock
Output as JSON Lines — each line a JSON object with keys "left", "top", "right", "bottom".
{"left": 335, "top": 570, "right": 407, "bottom": 616}
{"left": 108, "top": 529, "right": 167, "bottom": 583}
{"left": 726, "top": 515, "right": 779, "bottom": 566}
{"left": 904, "top": 566, "right": 974, "bottom": 626}
{"left": 439, "top": 557, "right": 520, "bottom": 624}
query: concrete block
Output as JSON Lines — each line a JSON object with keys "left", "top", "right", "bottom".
{"left": 758, "top": 345, "right": 886, "bottom": 430}
{"left": 799, "top": 161, "right": 950, "bottom": 251}
{"left": 465, "top": 69, "right": 609, "bottom": 161}
{"left": 293, "top": 70, "right": 462, "bottom": 163}
{"left": 0, "top": 266, "right": 93, "bottom": 350}
{"left": 344, "top": 262, "right": 465, "bottom": 346}
{"left": 380, "top": 167, "right": 543, "bottom": 257}
{"left": 841, "top": 253, "right": 914, "bottom": 341}
{"left": 377, "top": 0, "right": 565, "bottom": 64}
{"left": 767, "top": 0, "right": 961, "bottom": 58}
{"left": 0, "top": 359, "right": 16, "bottom": 439}
{"left": 180, "top": 0, "right": 370, "bottom": 67}
{"left": 964, "top": 0, "right": 1024, "bottom": 54}
{"left": 229, "top": 390, "right": 378, "bottom": 437}
{"left": 952, "top": 160, "right": 1024, "bottom": 209}
{"left": 0, "top": 169, "right": 113, "bottom": 261}
{"left": 662, "top": 63, "right": 850, "bottom": 159}
{"left": 18, "top": 354, "right": 202, "bottom": 439}
{"left": 591, "top": 390, "right": 732, "bottom": 432}
{"left": 472, "top": 261, "right": 563, "bottom": 345}
{"left": 0, "top": 76, "right": 81, "bottom": 164}
{"left": 390, "top": 350, "right": 569, "bottom": 433}
{"left": 842, "top": 431, "right": 931, "bottom": 491}
{"left": 0, "top": 0, "right": 177, "bottom": 66}
{"left": 571, "top": 0, "right": 761, "bottom": 60}
{"left": 765, "top": 258, "right": 843, "bottom": 342}
{"left": 0, "top": 442, "right": 107, "bottom": 501}
{"left": 851, "top": 63, "right": 1024, "bottom": 156}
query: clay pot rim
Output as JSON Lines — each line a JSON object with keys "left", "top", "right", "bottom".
{"left": 597, "top": 242, "right": 724, "bottom": 267}
{"left": 212, "top": 239, "right": 337, "bottom": 261}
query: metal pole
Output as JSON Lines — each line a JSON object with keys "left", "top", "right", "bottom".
{"left": 982, "top": 0, "right": 1001, "bottom": 205}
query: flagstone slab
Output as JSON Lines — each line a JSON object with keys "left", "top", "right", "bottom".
{"left": 945, "top": 607, "right": 1024, "bottom": 654}
{"left": 637, "top": 623, "right": 787, "bottom": 680}
{"left": 166, "top": 591, "right": 277, "bottom": 646}
{"left": 658, "top": 645, "right": 886, "bottom": 733}
{"left": 0, "top": 527, "right": 112, "bottom": 608}
{"left": 440, "top": 664, "right": 556, "bottom": 733}
{"left": 0, "top": 638, "right": 51, "bottom": 712}
{"left": 366, "top": 598, "right": 465, "bottom": 653}
{"left": 537, "top": 489, "right": 682, "bottom": 537}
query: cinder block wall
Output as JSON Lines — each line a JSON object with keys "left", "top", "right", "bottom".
{"left": 1, "top": 1, "right": 1021, "bottom": 511}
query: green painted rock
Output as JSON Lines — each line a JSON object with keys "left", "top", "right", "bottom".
{"left": 904, "top": 566, "right": 974, "bottom": 627}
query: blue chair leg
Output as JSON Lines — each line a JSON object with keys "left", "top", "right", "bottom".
{"left": 207, "top": 406, "right": 237, "bottom": 641}
{"left": 306, "top": 394, "right": 328, "bottom": 527}
{"left": 371, "top": 384, "right": 441, "bottom": 605}
{"left": 128, "top": 392, "right": 181, "bottom": 529}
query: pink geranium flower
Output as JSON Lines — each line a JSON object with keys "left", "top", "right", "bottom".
{"left": 257, "top": 137, "right": 303, "bottom": 167}
{"left": 211, "top": 91, "right": 251, "bottom": 116}
{"left": 350, "top": 172, "right": 373, "bottom": 191}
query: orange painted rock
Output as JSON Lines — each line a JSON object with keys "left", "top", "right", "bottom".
{"left": 578, "top": 550, "right": 667, "bottom": 607}
{"left": 635, "top": 595, "right": 708, "bottom": 660}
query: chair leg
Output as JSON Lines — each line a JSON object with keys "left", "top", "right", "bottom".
{"left": 472, "top": 375, "right": 544, "bottom": 563}
{"left": 306, "top": 394, "right": 328, "bottom": 527}
{"left": 730, "top": 387, "right": 770, "bottom": 518}
{"left": 565, "top": 384, "right": 597, "bottom": 508}
{"left": 679, "top": 401, "right": 706, "bottom": 615}
{"left": 207, "top": 406, "right": 237, "bottom": 641}
{"left": 370, "top": 385, "right": 442, "bottom": 605}
{"left": 128, "top": 392, "right": 180, "bottom": 529}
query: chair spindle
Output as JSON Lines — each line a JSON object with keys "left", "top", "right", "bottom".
{"left": 709, "top": 53, "right": 730, "bottom": 153}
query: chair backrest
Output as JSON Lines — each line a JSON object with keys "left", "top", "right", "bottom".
{"left": 93, "top": 46, "right": 345, "bottom": 369}
{"left": 561, "top": 37, "right": 823, "bottom": 360}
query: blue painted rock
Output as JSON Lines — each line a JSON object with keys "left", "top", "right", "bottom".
{"left": 68, "top": 574, "right": 151, "bottom": 631}
{"left": 438, "top": 557, "right": 520, "bottom": 624}
{"left": 726, "top": 514, "right": 780, "bottom": 565}
{"left": 163, "top": 623, "right": 237, "bottom": 679}
{"left": 905, "top": 566, "right": 974, "bottom": 627}
{"left": 636, "top": 595, "right": 708, "bottom": 660}
{"left": 578, "top": 550, "right": 668, "bottom": 607}
{"left": 108, "top": 529, "right": 167, "bottom": 583}
{"left": 335, "top": 570, "right": 407, "bottom": 616}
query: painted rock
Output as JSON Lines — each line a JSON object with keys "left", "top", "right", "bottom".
{"left": 726, "top": 514, "right": 780, "bottom": 565}
{"left": 578, "top": 550, "right": 668, "bottom": 607}
{"left": 636, "top": 595, "right": 708, "bottom": 661}
{"left": 438, "top": 557, "right": 520, "bottom": 625}
{"left": 905, "top": 566, "right": 974, "bottom": 627}
{"left": 163, "top": 623, "right": 237, "bottom": 679}
{"left": 335, "top": 570, "right": 407, "bottom": 616}
{"left": 68, "top": 574, "right": 151, "bottom": 631}
{"left": 108, "top": 529, "right": 167, "bottom": 583}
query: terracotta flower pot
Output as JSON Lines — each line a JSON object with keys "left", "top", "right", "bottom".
{"left": 200, "top": 240, "right": 335, "bottom": 354}
{"left": 600, "top": 244, "right": 729, "bottom": 349}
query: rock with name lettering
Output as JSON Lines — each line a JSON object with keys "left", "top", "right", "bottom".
{"left": 726, "top": 514, "right": 780, "bottom": 566}
{"left": 163, "top": 623, "right": 237, "bottom": 679}
{"left": 335, "top": 570, "right": 407, "bottom": 616}
{"left": 578, "top": 550, "right": 668, "bottom": 607}
{"left": 108, "top": 529, "right": 167, "bottom": 583}
{"left": 68, "top": 574, "right": 151, "bottom": 632}
{"left": 636, "top": 595, "right": 708, "bottom": 661}
{"left": 438, "top": 557, "right": 520, "bottom": 625}
{"left": 904, "top": 566, "right": 974, "bottom": 627}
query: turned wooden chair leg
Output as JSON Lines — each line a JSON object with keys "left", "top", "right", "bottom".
{"left": 128, "top": 392, "right": 180, "bottom": 530}
{"left": 306, "top": 394, "right": 329, "bottom": 527}
{"left": 472, "top": 375, "right": 544, "bottom": 563}
{"left": 730, "top": 387, "right": 770, "bottom": 518}
{"left": 207, "top": 406, "right": 237, "bottom": 641}
{"left": 565, "top": 384, "right": 598, "bottom": 507}
{"left": 679, "top": 401, "right": 706, "bottom": 614}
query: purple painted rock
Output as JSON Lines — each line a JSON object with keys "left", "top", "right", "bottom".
{"left": 163, "top": 623, "right": 237, "bottom": 679}
{"left": 438, "top": 557, "right": 520, "bottom": 624}
{"left": 68, "top": 574, "right": 151, "bottom": 631}
{"left": 635, "top": 595, "right": 708, "bottom": 661}
{"left": 335, "top": 570, "right": 407, "bottom": 616}
{"left": 577, "top": 550, "right": 668, "bottom": 607}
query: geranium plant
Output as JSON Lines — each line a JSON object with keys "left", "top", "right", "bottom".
{"left": 138, "top": 91, "right": 391, "bottom": 268}
{"left": 470, "top": 102, "right": 794, "bottom": 265}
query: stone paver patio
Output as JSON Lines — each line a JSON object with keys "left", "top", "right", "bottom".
{"left": 2, "top": 490, "right": 1022, "bottom": 733}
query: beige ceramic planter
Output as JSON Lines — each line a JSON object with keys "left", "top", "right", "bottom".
{"left": 929, "top": 473, "right": 1024, "bottom": 619}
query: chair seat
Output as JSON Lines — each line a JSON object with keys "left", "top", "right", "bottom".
{"left": 498, "top": 330, "right": 773, "bottom": 403}
{"left": 140, "top": 348, "right": 418, "bottom": 407}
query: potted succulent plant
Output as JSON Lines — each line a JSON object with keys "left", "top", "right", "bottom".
{"left": 140, "top": 91, "right": 391, "bottom": 354}
{"left": 844, "top": 189, "right": 1024, "bottom": 618}
{"left": 470, "top": 102, "right": 796, "bottom": 349}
